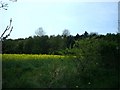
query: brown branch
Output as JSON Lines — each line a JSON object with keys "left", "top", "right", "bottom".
{"left": 0, "top": 18, "right": 13, "bottom": 41}
{"left": 0, "top": 1, "right": 8, "bottom": 10}
{"left": 0, "top": 0, "right": 17, "bottom": 10}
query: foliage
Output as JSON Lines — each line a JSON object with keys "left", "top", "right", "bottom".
{"left": 2, "top": 32, "right": 120, "bottom": 88}
{"left": 2, "top": 34, "right": 74, "bottom": 54}
{"left": 3, "top": 54, "right": 75, "bottom": 88}
{"left": 68, "top": 34, "right": 119, "bottom": 88}
{"left": 2, "top": 54, "right": 119, "bottom": 88}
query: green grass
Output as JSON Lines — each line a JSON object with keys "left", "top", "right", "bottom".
{"left": 2, "top": 54, "right": 77, "bottom": 88}
{"left": 2, "top": 54, "right": 118, "bottom": 88}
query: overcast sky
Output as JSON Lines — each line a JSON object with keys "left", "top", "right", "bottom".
{"left": 0, "top": 0, "right": 118, "bottom": 39}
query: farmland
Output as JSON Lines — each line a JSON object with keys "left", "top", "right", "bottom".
{"left": 2, "top": 54, "right": 118, "bottom": 88}
{"left": 2, "top": 33, "right": 120, "bottom": 88}
{"left": 3, "top": 54, "right": 77, "bottom": 88}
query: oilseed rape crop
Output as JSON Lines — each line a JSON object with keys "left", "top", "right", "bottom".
{"left": 2, "top": 54, "right": 118, "bottom": 88}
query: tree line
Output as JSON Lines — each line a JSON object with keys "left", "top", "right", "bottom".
{"left": 2, "top": 31, "right": 120, "bottom": 56}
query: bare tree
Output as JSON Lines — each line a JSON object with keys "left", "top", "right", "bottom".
{"left": 35, "top": 27, "right": 45, "bottom": 37}
{"left": 62, "top": 29, "right": 70, "bottom": 37}
{"left": 0, "top": 0, "right": 17, "bottom": 40}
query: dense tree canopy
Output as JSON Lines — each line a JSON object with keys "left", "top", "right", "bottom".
{"left": 2, "top": 32, "right": 120, "bottom": 56}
